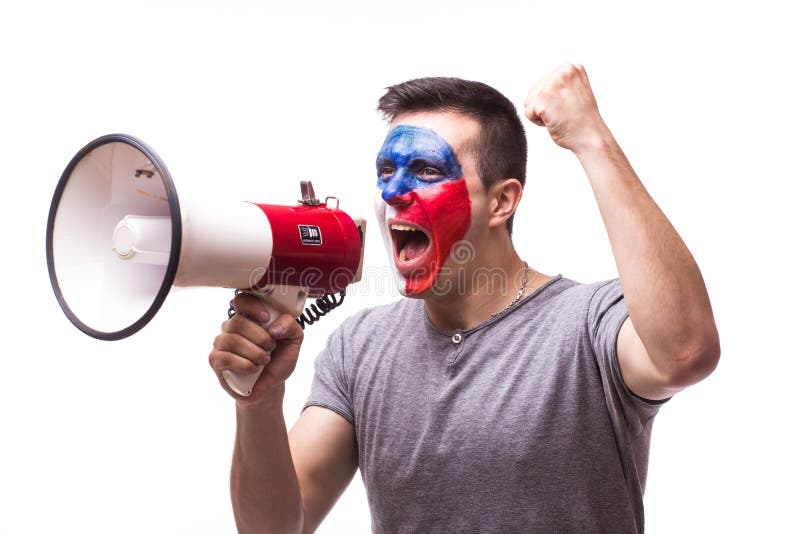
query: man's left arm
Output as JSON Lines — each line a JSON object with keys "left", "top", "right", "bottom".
{"left": 525, "top": 63, "right": 720, "bottom": 401}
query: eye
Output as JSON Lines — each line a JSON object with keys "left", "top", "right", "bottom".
{"left": 418, "top": 166, "right": 444, "bottom": 180}
{"left": 378, "top": 165, "right": 396, "bottom": 180}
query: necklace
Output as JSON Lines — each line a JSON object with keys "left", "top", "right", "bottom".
{"left": 491, "top": 261, "right": 535, "bottom": 318}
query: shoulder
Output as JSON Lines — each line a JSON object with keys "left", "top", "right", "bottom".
{"left": 557, "top": 276, "right": 620, "bottom": 299}
{"left": 553, "top": 277, "right": 626, "bottom": 335}
{"left": 506, "top": 275, "right": 625, "bottom": 342}
{"left": 525, "top": 275, "right": 622, "bottom": 313}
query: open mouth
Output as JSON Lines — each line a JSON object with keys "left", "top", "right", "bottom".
{"left": 390, "top": 222, "right": 431, "bottom": 264}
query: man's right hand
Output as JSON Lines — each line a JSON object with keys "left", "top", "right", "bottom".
{"left": 209, "top": 292, "right": 305, "bottom": 406}
{"left": 212, "top": 293, "right": 356, "bottom": 533}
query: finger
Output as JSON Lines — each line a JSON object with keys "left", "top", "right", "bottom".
{"left": 232, "top": 292, "right": 270, "bottom": 323}
{"left": 578, "top": 65, "right": 594, "bottom": 91}
{"left": 267, "top": 313, "right": 304, "bottom": 346}
{"left": 527, "top": 111, "right": 545, "bottom": 126}
{"left": 525, "top": 103, "right": 545, "bottom": 127}
{"left": 209, "top": 350, "right": 263, "bottom": 374}
{"left": 560, "top": 62, "right": 578, "bottom": 77}
{"left": 214, "top": 332, "right": 272, "bottom": 365}
{"left": 523, "top": 81, "right": 542, "bottom": 108}
{"left": 223, "top": 314, "right": 277, "bottom": 351}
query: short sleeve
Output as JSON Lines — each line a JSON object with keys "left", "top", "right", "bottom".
{"left": 303, "top": 326, "right": 355, "bottom": 424}
{"left": 587, "top": 279, "right": 666, "bottom": 436}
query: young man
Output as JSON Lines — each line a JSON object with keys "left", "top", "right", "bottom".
{"left": 209, "top": 64, "right": 720, "bottom": 533}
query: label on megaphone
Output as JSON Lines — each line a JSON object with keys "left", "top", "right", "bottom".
{"left": 248, "top": 202, "right": 363, "bottom": 298}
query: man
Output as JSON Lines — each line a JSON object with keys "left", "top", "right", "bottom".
{"left": 209, "top": 64, "right": 720, "bottom": 533}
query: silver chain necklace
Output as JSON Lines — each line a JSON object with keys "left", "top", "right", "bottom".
{"left": 491, "top": 261, "right": 530, "bottom": 318}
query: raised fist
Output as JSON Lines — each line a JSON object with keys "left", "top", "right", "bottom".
{"left": 524, "top": 63, "right": 609, "bottom": 153}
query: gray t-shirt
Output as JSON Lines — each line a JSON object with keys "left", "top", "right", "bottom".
{"left": 305, "top": 275, "right": 665, "bottom": 533}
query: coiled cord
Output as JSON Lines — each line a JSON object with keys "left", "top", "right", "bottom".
{"left": 227, "top": 289, "right": 242, "bottom": 319}
{"left": 296, "top": 291, "right": 346, "bottom": 330}
{"left": 227, "top": 289, "right": 346, "bottom": 330}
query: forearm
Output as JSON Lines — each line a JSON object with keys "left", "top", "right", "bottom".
{"left": 576, "top": 128, "right": 719, "bottom": 374}
{"left": 232, "top": 385, "right": 304, "bottom": 534}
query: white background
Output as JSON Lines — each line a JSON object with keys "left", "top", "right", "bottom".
{"left": 1, "top": 1, "right": 798, "bottom": 532}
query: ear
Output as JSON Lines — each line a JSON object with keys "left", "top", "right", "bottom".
{"left": 487, "top": 178, "right": 523, "bottom": 230}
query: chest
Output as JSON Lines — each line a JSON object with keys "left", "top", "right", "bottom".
{"left": 350, "top": 319, "right": 614, "bottom": 492}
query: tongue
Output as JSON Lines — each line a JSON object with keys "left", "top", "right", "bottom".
{"left": 402, "top": 231, "right": 429, "bottom": 261}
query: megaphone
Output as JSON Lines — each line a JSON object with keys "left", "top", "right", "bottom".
{"left": 46, "top": 134, "right": 365, "bottom": 396}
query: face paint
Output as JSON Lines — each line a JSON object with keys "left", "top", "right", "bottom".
{"left": 374, "top": 125, "right": 472, "bottom": 296}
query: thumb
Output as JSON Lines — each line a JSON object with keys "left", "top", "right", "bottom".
{"left": 268, "top": 313, "right": 304, "bottom": 347}
{"left": 254, "top": 313, "right": 305, "bottom": 390}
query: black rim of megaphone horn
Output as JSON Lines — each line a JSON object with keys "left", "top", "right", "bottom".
{"left": 46, "top": 133, "right": 182, "bottom": 341}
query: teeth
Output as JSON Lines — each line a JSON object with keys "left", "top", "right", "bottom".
{"left": 391, "top": 223, "right": 417, "bottom": 231}
{"left": 399, "top": 248, "right": 408, "bottom": 262}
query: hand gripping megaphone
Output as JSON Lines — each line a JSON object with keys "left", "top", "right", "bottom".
{"left": 46, "top": 134, "right": 365, "bottom": 396}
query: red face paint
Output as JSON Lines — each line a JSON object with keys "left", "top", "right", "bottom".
{"left": 387, "top": 179, "right": 471, "bottom": 296}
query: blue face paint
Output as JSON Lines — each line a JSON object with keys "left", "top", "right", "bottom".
{"left": 376, "top": 125, "right": 463, "bottom": 202}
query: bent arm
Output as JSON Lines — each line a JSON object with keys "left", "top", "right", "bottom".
{"left": 577, "top": 131, "right": 720, "bottom": 400}
{"left": 525, "top": 64, "right": 720, "bottom": 400}
{"left": 231, "top": 392, "right": 357, "bottom": 534}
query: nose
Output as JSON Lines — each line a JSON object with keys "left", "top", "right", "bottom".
{"left": 381, "top": 170, "right": 414, "bottom": 204}
{"left": 384, "top": 191, "right": 413, "bottom": 208}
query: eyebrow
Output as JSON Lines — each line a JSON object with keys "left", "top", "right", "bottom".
{"left": 407, "top": 157, "right": 447, "bottom": 169}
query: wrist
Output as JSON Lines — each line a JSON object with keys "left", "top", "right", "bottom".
{"left": 573, "top": 127, "right": 622, "bottom": 168}
{"left": 235, "top": 382, "right": 286, "bottom": 415}
{"left": 572, "top": 123, "right": 615, "bottom": 158}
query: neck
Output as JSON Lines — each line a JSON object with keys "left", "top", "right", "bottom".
{"left": 422, "top": 237, "right": 548, "bottom": 332}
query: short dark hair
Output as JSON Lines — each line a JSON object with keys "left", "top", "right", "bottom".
{"left": 377, "top": 77, "right": 527, "bottom": 233}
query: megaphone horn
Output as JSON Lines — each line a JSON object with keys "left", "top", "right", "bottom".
{"left": 47, "top": 134, "right": 366, "bottom": 396}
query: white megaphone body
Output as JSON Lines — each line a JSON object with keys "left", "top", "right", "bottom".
{"left": 47, "top": 134, "right": 365, "bottom": 396}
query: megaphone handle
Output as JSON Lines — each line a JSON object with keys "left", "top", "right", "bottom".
{"left": 222, "top": 286, "right": 308, "bottom": 397}
{"left": 221, "top": 299, "right": 280, "bottom": 397}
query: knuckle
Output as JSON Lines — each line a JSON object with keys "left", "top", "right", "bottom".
{"left": 292, "top": 323, "right": 305, "bottom": 343}
{"left": 209, "top": 350, "right": 228, "bottom": 370}
{"left": 262, "top": 337, "right": 277, "bottom": 351}
{"left": 231, "top": 295, "right": 249, "bottom": 314}
{"left": 213, "top": 333, "right": 226, "bottom": 348}
{"left": 233, "top": 293, "right": 260, "bottom": 314}
{"left": 241, "top": 361, "right": 260, "bottom": 374}
{"left": 278, "top": 317, "right": 300, "bottom": 337}
{"left": 556, "top": 64, "right": 575, "bottom": 81}
{"left": 247, "top": 325, "right": 271, "bottom": 348}
{"left": 229, "top": 314, "right": 252, "bottom": 331}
